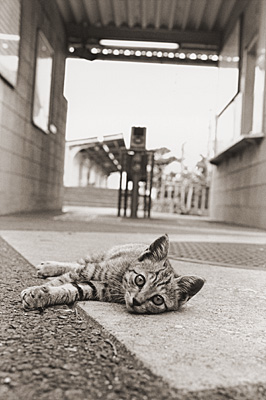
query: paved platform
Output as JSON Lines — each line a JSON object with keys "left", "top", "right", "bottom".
{"left": 1, "top": 207, "right": 266, "bottom": 397}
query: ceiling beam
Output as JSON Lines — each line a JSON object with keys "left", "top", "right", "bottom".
{"left": 67, "top": 23, "right": 221, "bottom": 48}
{"left": 56, "top": 0, "right": 73, "bottom": 22}
{"left": 68, "top": 0, "right": 85, "bottom": 24}
{"left": 126, "top": 0, "right": 134, "bottom": 28}
{"left": 181, "top": 0, "right": 191, "bottom": 30}
{"left": 111, "top": 0, "right": 120, "bottom": 27}
{"left": 206, "top": 0, "right": 223, "bottom": 31}
{"left": 141, "top": 0, "right": 147, "bottom": 29}
{"left": 154, "top": 0, "right": 162, "bottom": 29}
{"left": 194, "top": 0, "right": 207, "bottom": 30}
{"left": 168, "top": 0, "right": 177, "bottom": 30}
{"left": 221, "top": 0, "right": 249, "bottom": 47}
{"left": 69, "top": 48, "right": 218, "bottom": 67}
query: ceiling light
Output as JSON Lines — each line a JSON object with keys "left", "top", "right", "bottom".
{"left": 0, "top": 33, "right": 20, "bottom": 41}
{"left": 189, "top": 53, "right": 197, "bottom": 60}
{"left": 99, "top": 39, "right": 179, "bottom": 50}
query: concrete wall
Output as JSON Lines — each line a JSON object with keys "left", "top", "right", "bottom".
{"left": 210, "top": 0, "right": 266, "bottom": 229}
{"left": 0, "top": 0, "right": 67, "bottom": 215}
{"left": 210, "top": 141, "right": 266, "bottom": 228}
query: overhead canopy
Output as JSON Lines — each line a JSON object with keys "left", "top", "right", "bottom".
{"left": 56, "top": 0, "right": 248, "bottom": 65}
{"left": 66, "top": 133, "right": 126, "bottom": 174}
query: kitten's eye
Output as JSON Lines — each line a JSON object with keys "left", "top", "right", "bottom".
{"left": 134, "top": 274, "right": 145, "bottom": 287}
{"left": 152, "top": 295, "right": 164, "bottom": 306}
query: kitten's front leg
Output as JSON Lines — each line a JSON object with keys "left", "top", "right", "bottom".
{"left": 21, "top": 283, "right": 80, "bottom": 310}
{"left": 21, "top": 263, "right": 104, "bottom": 309}
{"left": 36, "top": 262, "right": 98, "bottom": 288}
{"left": 21, "top": 281, "right": 108, "bottom": 310}
{"left": 37, "top": 261, "right": 81, "bottom": 278}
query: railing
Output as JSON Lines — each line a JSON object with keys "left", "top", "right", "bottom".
{"left": 152, "top": 182, "right": 209, "bottom": 215}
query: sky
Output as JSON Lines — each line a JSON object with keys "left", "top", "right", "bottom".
{"left": 64, "top": 59, "right": 218, "bottom": 168}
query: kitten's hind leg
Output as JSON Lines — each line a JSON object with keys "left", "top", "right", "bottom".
{"left": 36, "top": 262, "right": 99, "bottom": 288}
{"left": 37, "top": 261, "right": 81, "bottom": 278}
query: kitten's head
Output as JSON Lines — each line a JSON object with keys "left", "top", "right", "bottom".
{"left": 123, "top": 234, "right": 205, "bottom": 314}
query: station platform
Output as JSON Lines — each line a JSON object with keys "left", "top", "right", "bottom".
{"left": 1, "top": 206, "right": 266, "bottom": 399}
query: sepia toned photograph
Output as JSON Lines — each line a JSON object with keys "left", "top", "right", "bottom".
{"left": 1, "top": 1, "right": 266, "bottom": 399}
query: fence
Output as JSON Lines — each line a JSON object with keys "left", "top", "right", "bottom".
{"left": 152, "top": 182, "right": 209, "bottom": 215}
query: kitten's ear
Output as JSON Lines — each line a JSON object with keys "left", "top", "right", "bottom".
{"left": 138, "top": 234, "right": 169, "bottom": 261}
{"left": 175, "top": 275, "right": 205, "bottom": 304}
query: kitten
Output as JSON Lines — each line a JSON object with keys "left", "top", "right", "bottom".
{"left": 21, "top": 234, "right": 205, "bottom": 314}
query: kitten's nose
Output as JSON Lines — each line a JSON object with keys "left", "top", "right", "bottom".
{"left": 132, "top": 298, "right": 141, "bottom": 307}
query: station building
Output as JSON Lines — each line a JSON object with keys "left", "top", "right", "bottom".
{"left": 209, "top": 1, "right": 266, "bottom": 228}
{"left": 1, "top": 0, "right": 266, "bottom": 228}
{"left": 0, "top": 0, "right": 67, "bottom": 214}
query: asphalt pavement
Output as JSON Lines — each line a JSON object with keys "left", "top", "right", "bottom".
{"left": 1, "top": 206, "right": 266, "bottom": 399}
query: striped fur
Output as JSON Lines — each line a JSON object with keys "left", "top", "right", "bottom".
{"left": 21, "top": 234, "right": 205, "bottom": 314}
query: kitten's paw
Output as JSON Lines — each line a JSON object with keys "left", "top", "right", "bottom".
{"left": 37, "top": 261, "right": 59, "bottom": 277}
{"left": 21, "top": 285, "right": 50, "bottom": 310}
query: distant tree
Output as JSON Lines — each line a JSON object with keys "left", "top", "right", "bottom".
{"left": 195, "top": 154, "right": 210, "bottom": 185}
{"left": 152, "top": 148, "right": 181, "bottom": 196}
{"left": 152, "top": 148, "right": 210, "bottom": 214}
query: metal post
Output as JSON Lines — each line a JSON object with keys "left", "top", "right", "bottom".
{"left": 148, "top": 152, "right": 154, "bottom": 218}
{"left": 117, "top": 164, "right": 123, "bottom": 217}
{"left": 144, "top": 180, "right": 147, "bottom": 218}
{"left": 124, "top": 174, "right": 129, "bottom": 217}
{"left": 131, "top": 175, "right": 139, "bottom": 218}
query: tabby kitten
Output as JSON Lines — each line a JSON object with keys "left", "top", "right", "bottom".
{"left": 21, "top": 234, "right": 205, "bottom": 314}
